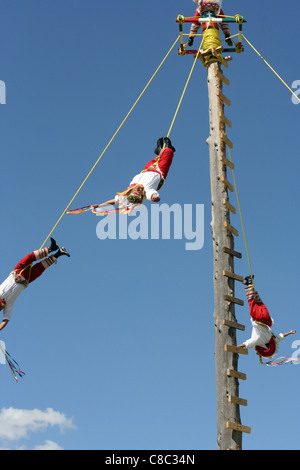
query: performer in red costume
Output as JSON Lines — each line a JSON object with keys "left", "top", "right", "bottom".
{"left": 236, "top": 276, "right": 296, "bottom": 358}
{"left": 0, "top": 239, "right": 70, "bottom": 331}
{"left": 187, "top": 0, "right": 233, "bottom": 47}
{"left": 93, "top": 137, "right": 176, "bottom": 213}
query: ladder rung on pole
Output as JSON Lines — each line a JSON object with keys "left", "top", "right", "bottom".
{"left": 217, "top": 90, "right": 231, "bottom": 106}
{"left": 222, "top": 58, "right": 229, "bottom": 68}
{"left": 222, "top": 199, "right": 236, "bottom": 214}
{"left": 220, "top": 132, "right": 233, "bottom": 149}
{"left": 222, "top": 247, "right": 242, "bottom": 259}
{"left": 221, "top": 176, "right": 234, "bottom": 192}
{"left": 215, "top": 69, "right": 230, "bottom": 86}
{"left": 228, "top": 395, "right": 248, "bottom": 407}
{"left": 225, "top": 345, "right": 248, "bottom": 355}
{"left": 219, "top": 112, "right": 232, "bottom": 128}
{"left": 227, "top": 369, "right": 247, "bottom": 381}
{"left": 224, "top": 221, "right": 239, "bottom": 237}
{"left": 223, "top": 270, "right": 244, "bottom": 283}
{"left": 220, "top": 156, "right": 234, "bottom": 169}
{"left": 223, "top": 318, "right": 245, "bottom": 330}
{"left": 226, "top": 422, "right": 251, "bottom": 434}
{"left": 223, "top": 296, "right": 244, "bottom": 307}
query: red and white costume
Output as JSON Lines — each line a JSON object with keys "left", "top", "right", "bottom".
{"left": 115, "top": 148, "right": 174, "bottom": 204}
{"left": 0, "top": 249, "right": 55, "bottom": 322}
{"left": 189, "top": 0, "right": 230, "bottom": 38}
{"left": 244, "top": 285, "right": 285, "bottom": 357}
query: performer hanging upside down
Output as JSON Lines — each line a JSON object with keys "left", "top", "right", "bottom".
{"left": 236, "top": 276, "right": 296, "bottom": 358}
{"left": 93, "top": 136, "right": 176, "bottom": 214}
{"left": 0, "top": 239, "right": 70, "bottom": 331}
{"left": 187, "top": 0, "right": 233, "bottom": 47}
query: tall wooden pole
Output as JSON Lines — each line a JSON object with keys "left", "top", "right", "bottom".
{"left": 206, "top": 59, "right": 250, "bottom": 450}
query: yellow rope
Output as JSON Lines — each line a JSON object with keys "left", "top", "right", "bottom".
{"left": 225, "top": 34, "right": 299, "bottom": 284}
{"left": 222, "top": 35, "right": 300, "bottom": 287}
{"left": 235, "top": 34, "right": 300, "bottom": 282}
{"left": 220, "top": 33, "right": 239, "bottom": 43}
{"left": 145, "top": 38, "right": 204, "bottom": 167}
{"left": 167, "top": 37, "right": 204, "bottom": 137}
{"left": 39, "top": 36, "right": 180, "bottom": 249}
{"left": 226, "top": 141, "right": 254, "bottom": 287}
{"left": 242, "top": 34, "right": 300, "bottom": 104}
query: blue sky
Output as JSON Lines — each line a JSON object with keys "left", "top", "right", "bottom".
{"left": 0, "top": 0, "right": 299, "bottom": 450}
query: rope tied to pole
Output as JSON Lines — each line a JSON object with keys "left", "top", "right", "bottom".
{"left": 242, "top": 34, "right": 300, "bottom": 104}
{"left": 226, "top": 139, "right": 254, "bottom": 287}
{"left": 43, "top": 36, "right": 204, "bottom": 227}
{"left": 39, "top": 36, "right": 180, "bottom": 248}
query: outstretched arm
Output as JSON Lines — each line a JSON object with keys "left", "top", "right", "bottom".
{"left": 237, "top": 330, "right": 296, "bottom": 349}
{"left": 282, "top": 330, "right": 296, "bottom": 338}
{"left": 93, "top": 199, "right": 116, "bottom": 208}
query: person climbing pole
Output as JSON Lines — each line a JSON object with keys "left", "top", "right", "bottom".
{"left": 92, "top": 136, "right": 176, "bottom": 214}
{"left": 187, "top": 0, "right": 233, "bottom": 48}
{"left": 236, "top": 276, "right": 296, "bottom": 358}
{"left": 0, "top": 238, "right": 70, "bottom": 331}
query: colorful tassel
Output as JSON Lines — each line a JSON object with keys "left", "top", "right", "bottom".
{"left": 0, "top": 344, "right": 25, "bottom": 383}
{"left": 259, "top": 355, "right": 300, "bottom": 366}
{"left": 66, "top": 203, "right": 139, "bottom": 216}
